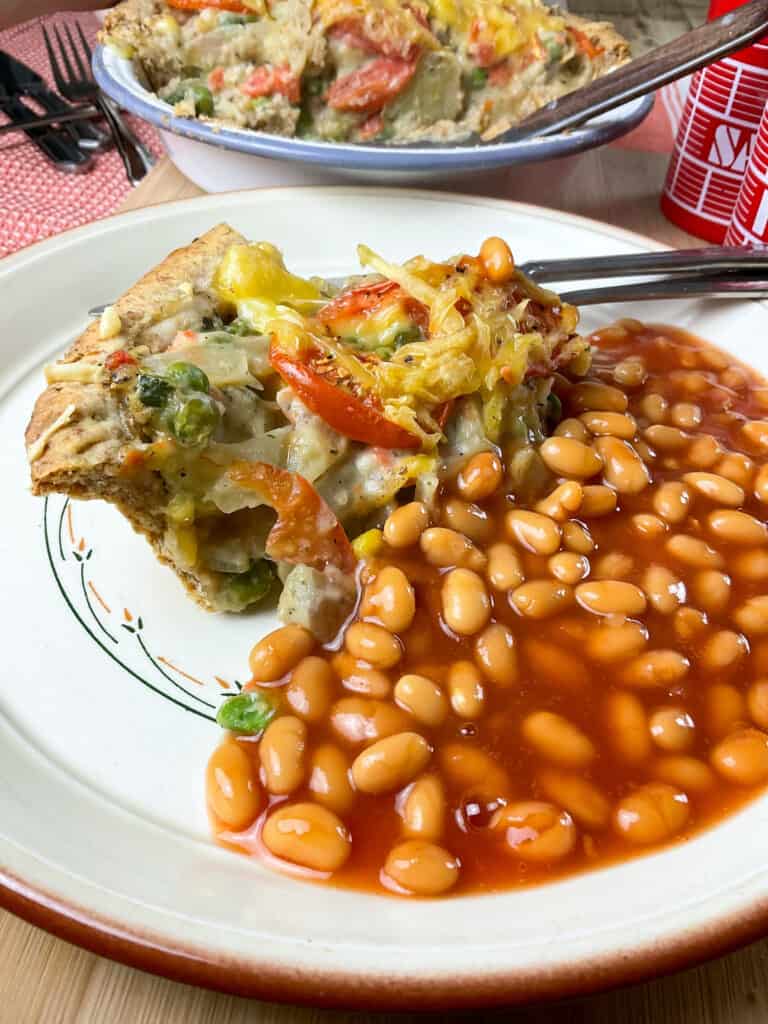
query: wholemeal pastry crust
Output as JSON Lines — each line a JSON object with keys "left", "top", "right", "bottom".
{"left": 25, "top": 223, "right": 247, "bottom": 609}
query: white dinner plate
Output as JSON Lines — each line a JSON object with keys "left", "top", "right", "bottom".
{"left": 2, "top": 188, "right": 767, "bottom": 1010}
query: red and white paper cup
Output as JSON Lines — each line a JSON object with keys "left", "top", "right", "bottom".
{"left": 661, "top": 0, "right": 768, "bottom": 242}
{"left": 725, "top": 100, "right": 768, "bottom": 245}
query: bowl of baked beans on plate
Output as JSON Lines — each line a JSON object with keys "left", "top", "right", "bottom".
{"left": 6, "top": 187, "right": 768, "bottom": 1007}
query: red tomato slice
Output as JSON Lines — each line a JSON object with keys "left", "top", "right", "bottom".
{"left": 326, "top": 57, "right": 418, "bottom": 114}
{"left": 270, "top": 343, "right": 421, "bottom": 450}
{"left": 317, "top": 280, "right": 429, "bottom": 335}
{"left": 570, "top": 27, "right": 603, "bottom": 59}
{"left": 241, "top": 65, "right": 300, "bottom": 103}
{"left": 104, "top": 349, "right": 136, "bottom": 372}
{"left": 167, "top": 0, "right": 249, "bottom": 11}
{"left": 227, "top": 461, "right": 356, "bottom": 573}
{"left": 208, "top": 66, "right": 226, "bottom": 92}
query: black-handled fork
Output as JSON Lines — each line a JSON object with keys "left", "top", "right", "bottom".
{"left": 42, "top": 22, "right": 155, "bottom": 185}
{"left": 0, "top": 82, "right": 92, "bottom": 172}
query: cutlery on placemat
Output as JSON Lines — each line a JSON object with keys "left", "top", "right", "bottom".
{"left": 0, "top": 104, "right": 99, "bottom": 136}
{"left": 42, "top": 22, "right": 155, "bottom": 186}
{"left": 0, "top": 50, "right": 109, "bottom": 152}
{"left": 0, "top": 81, "right": 92, "bottom": 172}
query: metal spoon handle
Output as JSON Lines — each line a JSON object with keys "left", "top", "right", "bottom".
{"left": 521, "top": 247, "right": 768, "bottom": 282}
{"left": 561, "top": 275, "right": 768, "bottom": 305}
{"left": 500, "top": 0, "right": 768, "bottom": 142}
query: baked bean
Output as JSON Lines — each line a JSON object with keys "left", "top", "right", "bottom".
{"left": 670, "top": 402, "right": 702, "bottom": 429}
{"left": 286, "top": 657, "right": 335, "bottom": 723}
{"left": 439, "top": 744, "right": 510, "bottom": 800}
{"left": 345, "top": 621, "right": 402, "bottom": 669}
{"left": 604, "top": 691, "right": 651, "bottom": 763}
{"left": 401, "top": 774, "right": 446, "bottom": 840}
{"left": 700, "top": 630, "right": 748, "bottom": 674}
{"left": 360, "top": 566, "right": 416, "bottom": 633}
{"left": 330, "top": 698, "right": 411, "bottom": 746}
{"left": 524, "top": 639, "right": 590, "bottom": 691}
{"left": 384, "top": 839, "right": 459, "bottom": 896}
{"left": 733, "top": 596, "right": 768, "bottom": 635}
{"left": 748, "top": 679, "right": 768, "bottom": 730}
{"left": 653, "top": 481, "right": 691, "bottom": 524}
{"left": 555, "top": 417, "right": 589, "bottom": 441}
{"left": 594, "top": 437, "right": 651, "bottom": 494}
{"left": 383, "top": 501, "right": 429, "bottom": 548}
{"left": 669, "top": 369, "right": 710, "bottom": 395}
{"left": 721, "top": 366, "right": 749, "bottom": 391}
{"left": 649, "top": 706, "right": 695, "bottom": 752}
{"left": 682, "top": 472, "right": 745, "bottom": 508}
{"left": 755, "top": 464, "right": 768, "bottom": 504}
{"left": 568, "top": 380, "right": 628, "bottom": 413}
{"left": 249, "top": 624, "right": 314, "bottom": 682}
{"left": 580, "top": 485, "right": 618, "bottom": 517}
{"left": 456, "top": 451, "right": 503, "bottom": 502}
{"left": 708, "top": 509, "right": 767, "bottom": 545}
{"left": 351, "top": 732, "right": 431, "bottom": 794}
{"left": 394, "top": 674, "right": 448, "bottom": 728}
{"left": 580, "top": 410, "right": 637, "bottom": 439}
{"left": 632, "top": 514, "right": 668, "bottom": 539}
{"left": 308, "top": 744, "right": 355, "bottom": 815}
{"left": 562, "top": 521, "right": 595, "bottom": 554}
{"left": 638, "top": 393, "right": 668, "bottom": 424}
{"left": 674, "top": 606, "right": 709, "bottom": 642}
{"left": 652, "top": 755, "right": 715, "bottom": 792}
{"left": 510, "top": 580, "right": 574, "bottom": 619}
{"left": 704, "top": 684, "right": 747, "bottom": 740}
{"left": 587, "top": 620, "right": 648, "bottom": 663}
{"left": 549, "top": 552, "right": 590, "bottom": 584}
{"left": 331, "top": 653, "right": 391, "bottom": 699}
{"left": 535, "top": 481, "right": 584, "bottom": 522}
{"left": 522, "top": 711, "right": 596, "bottom": 767}
{"left": 711, "top": 727, "right": 768, "bottom": 785}
{"left": 259, "top": 715, "right": 306, "bottom": 795}
{"left": 634, "top": 439, "right": 657, "bottom": 464}
{"left": 717, "top": 453, "right": 754, "bottom": 488}
{"left": 485, "top": 543, "right": 525, "bottom": 591}
{"left": 505, "top": 509, "right": 561, "bottom": 555}
{"left": 537, "top": 770, "right": 610, "bottom": 829}
{"left": 730, "top": 549, "right": 768, "bottom": 581}
{"left": 539, "top": 436, "right": 602, "bottom": 479}
{"left": 643, "top": 424, "right": 689, "bottom": 452}
{"left": 686, "top": 434, "right": 723, "bottom": 469}
{"left": 441, "top": 569, "right": 491, "bottom": 636}
{"left": 666, "top": 534, "right": 724, "bottom": 570}
{"left": 262, "top": 802, "right": 351, "bottom": 873}
{"left": 206, "top": 739, "right": 262, "bottom": 830}
{"left": 475, "top": 622, "right": 518, "bottom": 686}
{"left": 592, "top": 552, "right": 634, "bottom": 580}
{"left": 612, "top": 357, "right": 647, "bottom": 388}
{"left": 492, "top": 801, "right": 576, "bottom": 862}
{"left": 620, "top": 650, "right": 690, "bottom": 688}
{"left": 642, "top": 565, "right": 686, "bottom": 614}
{"left": 420, "top": 527, "right": 486, "bottom": 572}
{"left": 575, "top": 580, "right": 647, "bottom": 617}
{"left": 446, "top": 661, "right": 485, "bottom": 719}
{"left": 742, "top": 420, "right": 768, "bottom": 450}
{"left": 690, "top": 570, "right": 731, "bottom": 615}
{"left": 614, "top": 783, "right": 689, "bottom": 845}
{"left": 442, "top": 498, "right": 494, "bottom": 543}
{"left": 479, "top": 236, "right": 515, "bottom": 283}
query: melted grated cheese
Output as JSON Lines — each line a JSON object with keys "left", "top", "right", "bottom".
{"left": 45, "top": 360, "right": 102, "bottom": 384}
{"left": 27, "top": 403, "right": 77, "bottom": 462}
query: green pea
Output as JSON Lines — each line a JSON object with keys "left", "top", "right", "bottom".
{"left": 172, "top": 393, "right": 219, "bottom": 446}
{"left": 216, "top": 690, "right": 277, "bottom": 734}
{"left": 223, "top": 559, "right": 277, "bottom": 607}
{"left": 166, "top": 81, "right": 214, "bottom": 116}
{"left": 165, "top": 360, "right": 210, "bottom": 393}
{"left": 136, "top": 373, "right": 173, "bottom": 408}
{"left": 468, "top": 67, "right": 488, "bottom": 89}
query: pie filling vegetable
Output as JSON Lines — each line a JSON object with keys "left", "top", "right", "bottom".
{"left": 100, "top": 0, "right": 630, "bottom": 144}
{"left": 26, "top": 226, "right": 588, "bottom": 638}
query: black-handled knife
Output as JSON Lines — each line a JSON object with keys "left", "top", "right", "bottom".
{"left": 0, "top": 50, "right": 109, "bottom": 152}
{"left": 0, "top": 84, "right": 92, "bottom": 172}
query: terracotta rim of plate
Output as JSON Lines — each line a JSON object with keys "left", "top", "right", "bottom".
{"left": 4, "top": 186, "right": 766, "bottom": 1009}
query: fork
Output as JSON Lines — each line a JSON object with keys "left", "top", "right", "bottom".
{"left": 42, "top": 22, "right": 155, "bottom": 186}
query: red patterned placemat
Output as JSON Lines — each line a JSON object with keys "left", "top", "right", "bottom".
{"left": 0, "top": 12, "right": 162, "bottom": 259}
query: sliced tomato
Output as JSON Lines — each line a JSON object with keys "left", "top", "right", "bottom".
{"left": 270, "top": 342, "right": 421, "bottom": 450}
{"left": 227, "top": 461, "right": 356, "bottom": 573}
{"left": 167, "top": 0, "right": 249, "bottom": 11}
{"left": 317, "top": 280, "right": 429, "bottom": 335}
{"left": 570, "top": 27, "right": 603, "bottom": 59}
{"left": 326, "top": 58, "right": 418, "bottom": 114}
{"left": 105, "top": 349, "right": 136, "bottom": 372}
{"left": 241, "top": 65, "right": 300, "bottom": 103}
{"left": 208, "top": 66, "right": 226, "bottom": 92}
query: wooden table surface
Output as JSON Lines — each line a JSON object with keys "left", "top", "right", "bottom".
{"left": 4, "top": 148, "right": 767, "bottom": 1024}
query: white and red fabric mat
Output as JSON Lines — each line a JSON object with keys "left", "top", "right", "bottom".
{"left": 0, "top": 11, "right": 685, "bottom": 259}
